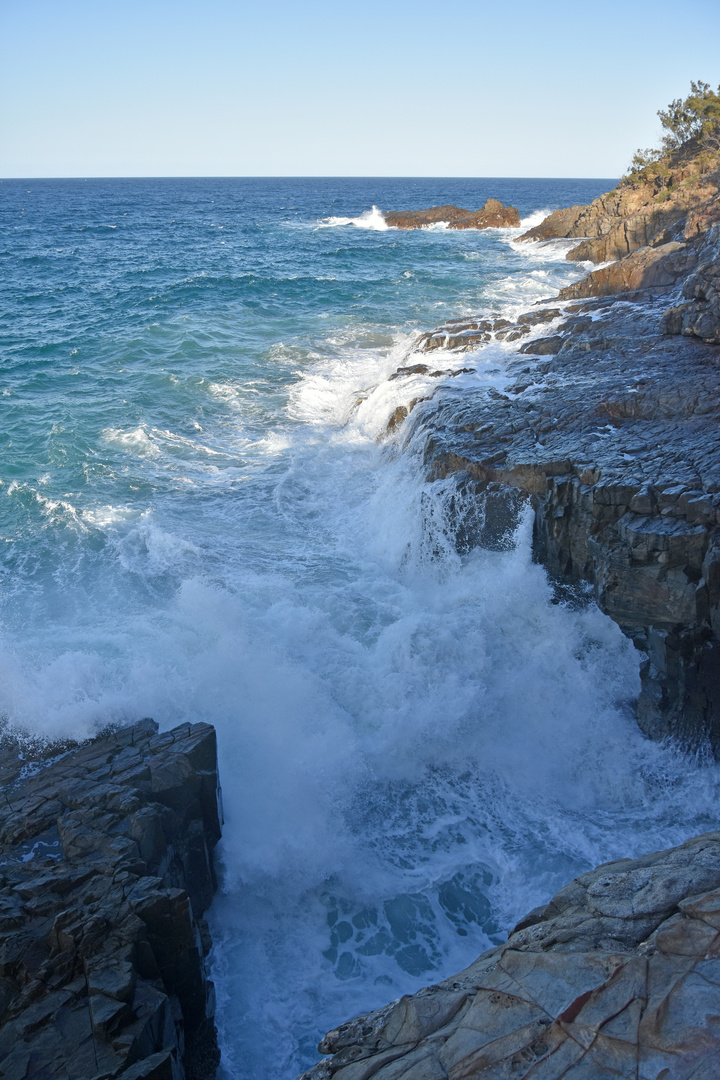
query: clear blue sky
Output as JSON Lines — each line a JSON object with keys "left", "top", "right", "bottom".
{"left": 2, "top": 0, "right": 719, "bottom": 178}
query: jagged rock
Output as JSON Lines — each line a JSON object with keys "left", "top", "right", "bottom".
{"left": 519, "top": 147, "right": 720, "bottom": 264}
{"left": 412, "top": 311, "right": 561, "bottom": 356}
{"left": 557, "top": 238, "right": 700, "bottom": 300}
{"left": 384, "top": 201, "right": 520, "bottom": 230}
{"left": 298, "top": 832, "right": 720, "bottom": 1080}
{"left": 0, "top": 719, "right": 222, "bottom": 1080}
{"left": 661, "top": 224, "right": 720, "bottom": 344}
{"left": 392, "top": 290, "right": 720, "bottom": 748}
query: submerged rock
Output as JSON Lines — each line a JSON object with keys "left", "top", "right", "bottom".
{"left": 0, "top": 719, "right": 222, "bottom": 1080}
{"left": 384, "top": 201, "right": 520, "bottom": 230}
{"left": 298, "top": 831, "right": 720, "bottom": 1080}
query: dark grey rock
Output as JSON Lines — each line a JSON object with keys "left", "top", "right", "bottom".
{"left": 0, "top": 719, "right": 222, "bottom": 1080}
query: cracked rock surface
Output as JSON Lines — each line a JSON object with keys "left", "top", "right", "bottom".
{"left": 298, "top": 832, "right": 720, "bottom": 1080}
{"left": 0, "top": 718, "right": 222, "bottom": 1080}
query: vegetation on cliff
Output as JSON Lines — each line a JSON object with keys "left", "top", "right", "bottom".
{"left": 626, "top": 79, "right": 720, "bottom": 183}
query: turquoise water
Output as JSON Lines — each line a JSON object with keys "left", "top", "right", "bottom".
{"left": 2, "top": 177, "right": 719, "bottom": 1078}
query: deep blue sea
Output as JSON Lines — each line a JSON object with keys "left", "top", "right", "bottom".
{"left": 3, "top": 177, "right": 719, "bottom": 1079}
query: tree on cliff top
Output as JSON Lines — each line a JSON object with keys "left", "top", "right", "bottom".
{"left": 625, "top": 80, "right": 720, "bottom": 180}
{"left": 658, "top": 80, "right": 720, "bottom": 152}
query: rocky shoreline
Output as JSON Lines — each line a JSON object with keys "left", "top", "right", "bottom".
{"left": 0, "top": 719, "right": 222, "bottom": 1080}
{"left": 297, "top": 152, "right": 720, "bottom": 1076}
{"left": 389, "top": 155, "right": 720, "bottom": 753}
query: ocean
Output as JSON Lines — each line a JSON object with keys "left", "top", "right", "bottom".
{"left": 2, "top": 176, "right": 719, "bottom": 1079}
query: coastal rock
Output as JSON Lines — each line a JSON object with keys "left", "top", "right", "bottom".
{"left": 557, "top": 238, "right": 700, "bottom": 300}
{"left": 298, "top": 831, "right": 720, "bottom": 1080}
{"left": 387, "top": 291, "right": 720, "bottom": 749}
{"left": 519, "top": 148, "right": 719, "bottom": 264}
{"left": 0, "top": 719, "right": 222, "bottom": 1080}
{"left": 384, "top": 201, "right": 520, "bottom": 230}
{"left": 661, "top": 224, "right": 720, "bottom": 343}
{"left": 412, "top": 310, "right": 560, "bottom": 354}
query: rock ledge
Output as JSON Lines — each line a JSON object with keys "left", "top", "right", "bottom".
{"left": 298, "top": 831, "right": 720, "bottom": 1080}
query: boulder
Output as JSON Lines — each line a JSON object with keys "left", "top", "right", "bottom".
{"left": 0, "top": 719, "right": 222, "bottom": 1080}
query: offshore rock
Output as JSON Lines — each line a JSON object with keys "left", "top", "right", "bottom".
{"left": 0, "top": 718, "right": 222, "bottom": 1080}
{"left": 384, "top": 201, "right": 520, "bottom": 230}
{"left": 298, "top": 831, "right": 720, "bottom": 1080}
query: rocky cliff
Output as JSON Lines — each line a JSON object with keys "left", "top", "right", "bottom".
{"left": 0, "top": 718, "right": 222, "bottom": 1080}
{"left": 298, "top": 831, "right": 720, "bottom": 1080}
{"left": 381, "top": 148, "right": 720, "bottom": 752}
{"left": 519, "top": 143, "right": 719, "bottom": 263}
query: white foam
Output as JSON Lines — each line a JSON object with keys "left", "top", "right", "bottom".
{"left": 319, "top": 206, "right": 391, "bottom": 231}
{"left": 518, "top": 207, "right": 555, "bottom": 230}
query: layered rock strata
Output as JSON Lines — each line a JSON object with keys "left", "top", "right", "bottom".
{"left": 298, "top": 831, "right": 720, "bottom": 1080}
{"left": 384, "top": 201, "right": 520, "bottom": 230}
{"left": 0, "top": 718, "right": 222, "bottom": 1080}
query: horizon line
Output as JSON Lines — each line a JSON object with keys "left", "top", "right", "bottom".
{"left": 0, "top": 174, "right": 621, "bottom": 183}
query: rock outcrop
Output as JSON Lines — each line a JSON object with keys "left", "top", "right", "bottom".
{"left": 0, "top": 718, "right": 222, "bottom": 1080}
{"left": 519, "top": 145, "right": 719, "bottom": 264}
{"left": 384, "top": 201, "right": 520, "bottom": 230}
{"left": 412, "top": 294, "right": 720, "bottom": 750}
{"left": 662, "top": 224, "right": 720, "bottom": 343}
{"left": 380, "top": 276, "right": 720, "bottom": 751}
{"left": 298, "top": 831, "right": 720, "bottom": 1080}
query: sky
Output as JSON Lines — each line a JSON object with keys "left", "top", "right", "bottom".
{"left": 2, "top": 0, "right": 720, "bottom": 178}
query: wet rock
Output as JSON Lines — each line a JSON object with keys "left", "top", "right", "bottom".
{"left": 298, "top": 832, "right": 720, "bottom": 1080}
{"left": 0, "top": 719, "right": 222, "bottom": 1080}
{"left": 384, "top": 200, "right": 520, "bottom": 230}
{"left": 408, "top": 292, "right": 720, "bottom": 750}
{"left": 518, "top": 335, "right": 564, "bottom": 355}
{"left": 412, "top": 311, "right": 562, "bottom": 355}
